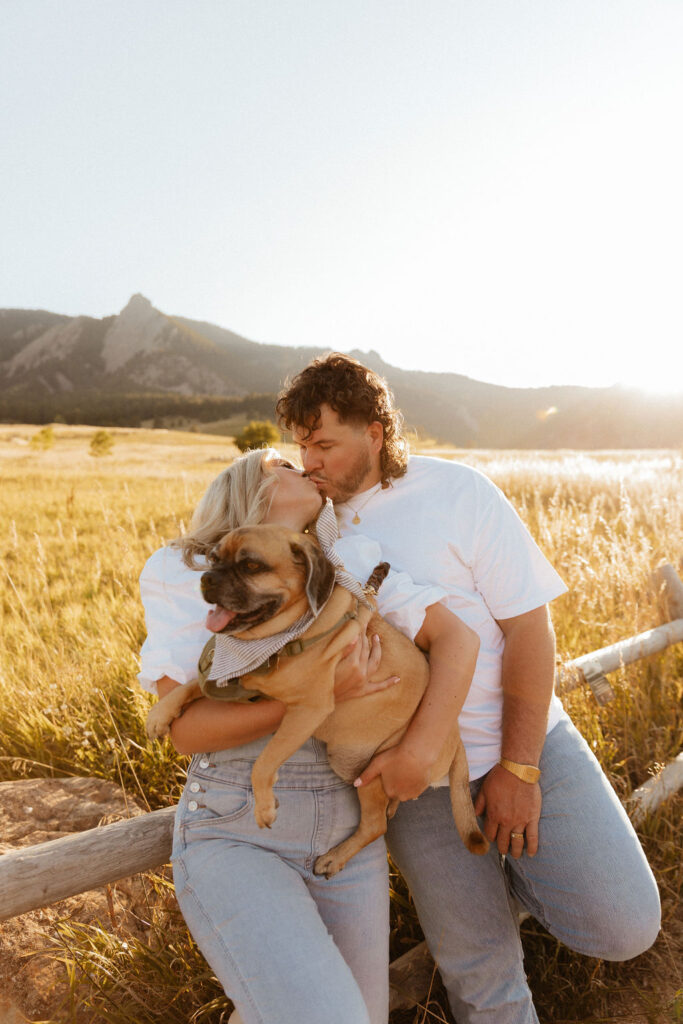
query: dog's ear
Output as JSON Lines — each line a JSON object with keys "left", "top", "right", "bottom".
{"left": 290, "top": 539, "right": 336, "bottom": 617}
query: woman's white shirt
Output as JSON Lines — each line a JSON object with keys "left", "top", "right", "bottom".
{"left": 138, "top": 538, "right": 445, "bottom": 696}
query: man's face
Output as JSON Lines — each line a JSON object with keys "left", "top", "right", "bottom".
{"left": 293, "top": 404, "right": 383, "bottom": 503}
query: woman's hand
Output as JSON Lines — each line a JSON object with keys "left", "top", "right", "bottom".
{"left": 333, "top": 631, "right": 399, "bottom": 702}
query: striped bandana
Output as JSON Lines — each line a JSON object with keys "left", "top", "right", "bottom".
{"left": 207, "top": 499, "right": 369, "bottom": 687}
{"left": 314, "top": 499, "right": 370, "bottom": 605}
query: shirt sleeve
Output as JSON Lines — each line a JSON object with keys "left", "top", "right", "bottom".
{"left": 137, "top": 547, "right": 213, "bottom": 695}
{"left": 334, "top": 534, "right": 446, "bottom": 641}
{"left": 471, "top": 479, "right": 568, "bottom": 620}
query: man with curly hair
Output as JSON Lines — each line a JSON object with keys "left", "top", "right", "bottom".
{"left": 276, "top": 353, "right": 660, "bottom": 1024}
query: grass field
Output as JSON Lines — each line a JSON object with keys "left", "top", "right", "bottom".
{"left": 1, "top": 424, "right": 681, "bottom": 1023}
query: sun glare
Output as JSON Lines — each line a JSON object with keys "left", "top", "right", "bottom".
{"left": 616, "top": 376, "right": 683, "bottom": 398}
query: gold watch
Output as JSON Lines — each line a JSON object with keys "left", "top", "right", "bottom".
{"left": 498, "top": 758, "right": 541, "bottom": 784}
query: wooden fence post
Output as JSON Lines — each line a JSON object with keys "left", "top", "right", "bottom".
{"left": 652, "top": 561, "right": 683, "bottom": 621}
{"left": 626, "top": 751, "right": 683, "bottom": 826}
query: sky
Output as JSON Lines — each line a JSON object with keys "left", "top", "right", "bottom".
{"left": 2, "top": 1, "right": 682, "bottom": 393}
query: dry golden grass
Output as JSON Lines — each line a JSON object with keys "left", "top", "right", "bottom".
{"left": 0, "top": 425, "right": 681, "bottom": 1022}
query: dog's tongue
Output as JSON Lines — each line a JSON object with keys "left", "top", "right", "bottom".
{"left": 206, "top": 605, "right": 237, "bottom": 633}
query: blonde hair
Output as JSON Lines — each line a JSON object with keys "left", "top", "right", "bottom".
{"left": 172, "top": 447, "right": 281, "bottom": 568}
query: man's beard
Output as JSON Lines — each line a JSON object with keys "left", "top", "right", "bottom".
{"left": 318, "top": 447, "right": 373, "bottom": 503}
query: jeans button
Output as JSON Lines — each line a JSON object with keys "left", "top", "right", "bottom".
{"left": 188, "top": 800, "right": 198, "bottom": 811}
{"left": 199, "top": 758, "right": 210, "bottom": 769}
{"left": 190, "top": 782, "right": 200, "bottom": 793}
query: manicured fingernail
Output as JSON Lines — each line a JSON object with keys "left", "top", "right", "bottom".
{"left": 353, "top": 778, "right": 362, "bottom": 787}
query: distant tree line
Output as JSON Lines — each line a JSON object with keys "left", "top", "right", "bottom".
{"left": 2, "top": 384, "right": 681, "bottom": 448}
{"left": 0, "top": 391, "right": 278, "bottom": 427}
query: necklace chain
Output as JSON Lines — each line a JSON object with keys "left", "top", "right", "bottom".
{"left": 345, "top": 482, "right": 383, "bottom": 524}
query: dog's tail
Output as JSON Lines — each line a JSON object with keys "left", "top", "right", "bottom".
{"left": 449, "top": 738, "right": 489, "bottom": 856}
{"left": 365, "top": 561, "right": 390, "bottom": 595}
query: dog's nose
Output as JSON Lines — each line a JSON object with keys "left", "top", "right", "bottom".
{"left": 200, "top": 571, "right": 217, "bottom": 594}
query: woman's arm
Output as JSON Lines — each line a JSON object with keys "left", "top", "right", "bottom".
{"left": 157, "top": 677, "right": 287, "bottom": 755}
{"left": 354, "top": 602, "right": 479, "bottom": 801}
{"left": 156, "top": 631, "right": 397, "bottom": 756}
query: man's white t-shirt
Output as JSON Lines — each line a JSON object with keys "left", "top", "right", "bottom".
{"left": 336, "top": 455, "right": 569, "bottom": 780}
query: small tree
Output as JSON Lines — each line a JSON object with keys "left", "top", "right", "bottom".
{"left": 89, "top": 429, "right": 114, "bottom": 457}
{"left": 30, "top": 425, "right": 55, "bottom": 451}
{"left": 234, "top": 420, "right": 280, "bottom": 453}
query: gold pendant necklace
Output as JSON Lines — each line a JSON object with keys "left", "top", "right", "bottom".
{"left": 345, "top": 483, "right": 382, "bottom": 524}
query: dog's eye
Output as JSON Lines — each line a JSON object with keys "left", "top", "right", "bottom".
{"left": 243, "top": 560, "right": 263, "bottom": 573}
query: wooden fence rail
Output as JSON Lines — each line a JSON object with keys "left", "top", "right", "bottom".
{"left": 1, "top": 563, "right": 682, "bottom": 1008}
{"left": 555, "top": 617, "right": 683, "bottom": 704}
{"left": 555, "top": 563, "right": 683, "bottom": 704}
{"left": 0, "top": 808, "right": 175, "bottom": 922}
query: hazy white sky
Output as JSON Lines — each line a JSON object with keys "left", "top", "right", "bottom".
{"left": 2, "top": 1, "right": 682, "bottom": 392}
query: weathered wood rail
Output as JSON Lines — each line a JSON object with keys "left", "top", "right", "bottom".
{"left": 0, "top": 807, "right": 176, "bottom": 921}
{"left": 555, "top": 563, "right": 683, "bottom": 705}
{"left": 1, "top": 563, "right": 681, "bottom": 1011}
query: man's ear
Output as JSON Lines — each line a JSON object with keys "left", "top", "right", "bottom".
{"left": 290, "top": 539, "right": 336, "bottom": 617}
{"left": 367, "top": 420, "right": 384, "bottom": 454}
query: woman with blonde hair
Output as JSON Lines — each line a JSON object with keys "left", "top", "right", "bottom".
{"left": 177, "top": 448, "right": 281, "bottom": 565}
{"left": 139, "top": 447, "right": 479, "bottom": 1024}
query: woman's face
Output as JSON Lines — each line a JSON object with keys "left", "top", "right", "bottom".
{"left": 262, "top": 458, "right": 323, "bottom": 527}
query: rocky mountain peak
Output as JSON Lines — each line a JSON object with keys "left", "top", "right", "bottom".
{"left": 120, "top": 293, "right": 153, "bottom": 314}
{"left": 103, "top": 295, "right": 164, "bottom": 372}
{"left": 118, "top": 293, "right": 156, "bottom": 325}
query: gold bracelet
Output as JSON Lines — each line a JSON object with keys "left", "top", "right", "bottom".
{"left": 499, "top": 758, "right": 541, "bottom": 784}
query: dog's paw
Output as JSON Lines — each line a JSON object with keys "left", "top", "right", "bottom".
{"left": 145, "top": 708, "right": 171, "bottom": 740}
{"left": 254, "top": 797, "right": 279, "bottom": 829}
{"left": 313, "top": 851, "right": 344, "bottom": 879}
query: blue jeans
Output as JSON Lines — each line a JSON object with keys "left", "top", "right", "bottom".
{"left": 386, "top": 717, "right": 661, "bottom": 1024}
{"left": 172, "top": 736, "right": 389, "bottom": 1024}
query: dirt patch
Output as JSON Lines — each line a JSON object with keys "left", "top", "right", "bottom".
{"left": 0, "top": 777, "right": 170, "bottom": 1023}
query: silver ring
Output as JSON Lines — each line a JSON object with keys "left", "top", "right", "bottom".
{"left": 510, "top": 831, "right": 524, "bottom": 840}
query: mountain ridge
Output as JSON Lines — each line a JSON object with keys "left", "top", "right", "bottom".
{"left": 1, "top": 295, "right": 681, "bottom": 448}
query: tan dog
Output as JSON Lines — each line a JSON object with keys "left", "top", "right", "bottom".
{"left": 146, "top": 524, "right": 488, "bottom": 877}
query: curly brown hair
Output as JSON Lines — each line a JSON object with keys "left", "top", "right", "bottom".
{"left": 276, "top": 353, "right": 408, "bottom": 484}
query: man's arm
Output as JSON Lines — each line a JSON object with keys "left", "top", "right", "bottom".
{"left": 473, "top": 604, "right": 556, "bottom": 858}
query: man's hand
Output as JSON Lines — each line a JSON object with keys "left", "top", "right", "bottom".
{"left": 488, "top": 604, "right": 555, "bottom": 859}
{"left": 354, "top": 742, "right": 435, "bottom": 802}
{"left": 474, "top": 764, "right": 541, "bottom": 858}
